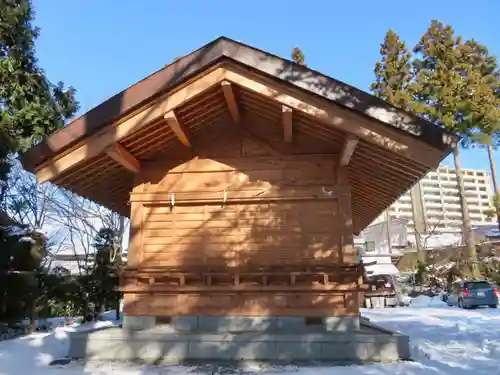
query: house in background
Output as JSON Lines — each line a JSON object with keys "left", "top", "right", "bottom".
{"left": 20, "top": 37, "right": 457, "bottom": 363}
{"left": 354, "top": 219, "right": 403, "bottom": 309}
{"left": 356, "top": 216, "right": 410, "bottom": 254}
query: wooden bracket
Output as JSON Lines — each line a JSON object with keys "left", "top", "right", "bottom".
{"left": 282, "top": 106, "right": 293, "bottom": 143}
{"left": 164, "top": 111, "right": 191, "bottom": 147}
{"left": 105, "top": 143, "right": 140, "bottom": 173}
{"left": 221, "top": 81, "right": 241, "bottom": 125}
{"left": 221, "top": 80, "right": 280, "bottom": 155}
{"left": 338, "top": 134, "right": 358, "bottom": 167}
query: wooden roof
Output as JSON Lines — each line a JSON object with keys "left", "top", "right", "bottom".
{"left": 19, "top": 37, "right": 458, "bottom": 233}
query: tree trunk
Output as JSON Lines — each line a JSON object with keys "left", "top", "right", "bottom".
{"left": 100, "top": 297, "right": 106, "bottom": 315}
{"left": 384, "top": 209, "right": 393, "bottom": 253}
{"left": 115, "top": 297, "right": 120, "bottom": 321}
{"left": 486, "top": 144, "right": 500, "bottom": 232}
{"left": 28, "top": 299, "right": 36, "bottom": 334}
{"left": 410, "top": 182, "right": 426, "bottom": 263}
{"left": 453, "top": 146, "right": 478, "bottom": 277}
{"left": 81, "top": 287, "right": 90, "bottom": 321}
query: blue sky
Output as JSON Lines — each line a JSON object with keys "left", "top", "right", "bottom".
{"left": 32, "top": 0, "right": 498, "bottom": 171}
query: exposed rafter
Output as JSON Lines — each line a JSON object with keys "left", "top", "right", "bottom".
{"left": 221, "top": 81, "right": 241, "bottom": 125}
{"left": 164, "top": 111, "right": 191, "bottom": 148}
{"left": 220, "top": 81, "right": 280, "bottom": 155}
{"left": 223, "top": 69, "right": 442, "bottom": 167}
{"left": 338, "top": 135, "right": 359, "bottom": 167}
{"left": 282, "top": 106, "right": 293, "bottom": 143}
{"left": 19, "top": 34, "right": 456, "bottom": 237}
{"left": 105, "top": 143, "right": 140, "bottom": 173}
{"left": 34, "top": 68, "right": 225, "bottom": 183}
{"left": 33, "top": 66, "right": 444, "bottom": 185}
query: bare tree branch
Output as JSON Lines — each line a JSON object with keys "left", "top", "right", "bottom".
{"left": 5, "top": 160, "right": 128, "bottom": 273}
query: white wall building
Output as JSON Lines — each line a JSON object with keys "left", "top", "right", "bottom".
{"left": 373, "top": 165, "right": 495, "bottom": 248}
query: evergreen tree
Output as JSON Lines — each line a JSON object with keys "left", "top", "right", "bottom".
{"left": 92, "top": 228, "right": 122, "bottom": 316}
{"left": 411, "top": 21, "right": 500, "bottom": 276}
{"left": 464, "top": 43, "right": 500, "bottom": 232}
{"left": 460, "top": 39, "right": 500, "bottom": 138}
{"left": 371, "top": 21, "right": 500, "bottom": 277}
{"left": 369, "top": 30, "right": 427, "bottom": 261}
{"left": 411, "top": 22, "right": 499, "bottom": 141}
{"left": 0, "top": 218, "right": 48, "bottom": 331}
{"left": 370, "top": 29, "right": 413, "bottom": 111}
{"left": 0, "top": 0, "right": 78, "bottom": 200}
{"left": 291, "top": 47, "right": 306, "bottom": 66}
{"left": 411, "top": 21, "right": 476, "bottom": 274}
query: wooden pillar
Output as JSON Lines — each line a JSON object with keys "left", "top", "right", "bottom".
{"left": 336, "top": 161, "right": 361, "bottom": 314}
{"left": 127, "top": 201, "right": 143, "bottom": 268}
{"left": 337, "top": 166, "right": 355, "bottom": 264}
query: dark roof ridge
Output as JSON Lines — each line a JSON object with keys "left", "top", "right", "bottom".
{"left": 20, "top": 36, "right": 458, "bottom": 172}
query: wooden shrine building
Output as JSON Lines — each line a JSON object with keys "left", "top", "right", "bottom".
{"left": 20, "top": 37, "right": 457, "bottom": 332}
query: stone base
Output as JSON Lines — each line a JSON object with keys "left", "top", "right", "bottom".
{"left": 122, "top": 315, "right": 156, "bottom": 331}
{"left": 122, "top": 315, "right": 360, "bottom": 332}
{"left": 68, "top": 319, "right": 410, "bottom": 363}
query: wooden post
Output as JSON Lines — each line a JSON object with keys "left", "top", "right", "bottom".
{"left": 127, "top": 201, "right": 143, "bottom": 268}
{"left": 337, "top": 166, "right": 354, "bottom": 264}
{"left": 336, "top": 135, "right": 357, "bottom": 264}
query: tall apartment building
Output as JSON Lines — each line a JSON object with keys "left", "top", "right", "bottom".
{"left": 374, "top": 165, "right": 495, "bottom": 237}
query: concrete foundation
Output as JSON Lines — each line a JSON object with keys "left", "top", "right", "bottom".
{"left": 122, "top": 315, "right": 360, "bottom": 332}
{"left": 69, "top": 315, "right": 410, "bottom": 364}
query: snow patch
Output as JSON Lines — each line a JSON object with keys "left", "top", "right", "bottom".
{"left": 1, "top": 304, "right": 500, "bottom": 374}
{"left": 410, "top": 295, "right": 447, "bottom": 308}
{"left": 19, "top": 236, "right": 36, "bottom": 244}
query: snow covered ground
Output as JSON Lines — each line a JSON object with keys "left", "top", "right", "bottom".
{"left": 0, "top": 297, "right": 499, "bottom": 375}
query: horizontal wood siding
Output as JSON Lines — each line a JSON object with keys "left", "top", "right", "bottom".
{"left": 139, "top": 201, "right": 342, "bottom": 267}
{"left": 123, "top": 134, "right": 360, "bottom": 317}
{"left": 123, "top": 292, "right": 359, "bottom": 317}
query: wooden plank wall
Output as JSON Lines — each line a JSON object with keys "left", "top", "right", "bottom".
{"left": 122, "top": 127, "right": 362, "bottom": 317}
{"left": 124, "top": 291, "right": 361, "bottom": 317}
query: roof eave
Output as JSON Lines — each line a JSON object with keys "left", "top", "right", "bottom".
{"left": 19, "top": 37, "right": 231, "bottom": 172}
{"left": 19, "top": 36, "right": 459, "bottom": 173}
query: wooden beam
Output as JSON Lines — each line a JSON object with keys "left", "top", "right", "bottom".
{"left": 35, "top": 67, "right": 226, "bottom": 183}
{"left": 221, "top": 81, "right": 241, "bottom": 125}
{"left": 105, "top": 143, "right": 140, "bottom": 173}
{"left": 338, "top": 135, "right": 358, "bottom": 166}
{"left": 34, "top": 64, "right": 442, "bottom": 184}
{"left": 130, "top": 185, "right": 350, "bottom": 203}
{"left": 164, "top": 111, "right": 191, "bottom": 148}
{"left": 222, "top": 68, "right": 442, "bottom": 167}
{"left": 221, "top": 80, "right": 279, "bottom": 155}
{"left": 282, "top": 106, "right": 293, "bottom": 143}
